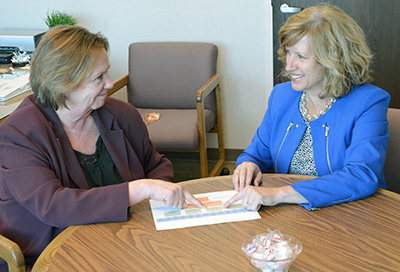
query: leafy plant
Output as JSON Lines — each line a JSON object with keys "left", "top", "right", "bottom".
{"left": 44, "top": 10, "right": 78, "bottom": 27}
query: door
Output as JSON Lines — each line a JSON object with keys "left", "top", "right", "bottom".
{"left": 272, "top": 0, "right": 400, "bottom": 108}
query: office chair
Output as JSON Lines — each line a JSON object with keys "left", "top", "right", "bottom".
{"left": 0, "top": 234, "right": 26, "bottom": 272}
{"left": 383, "top": 108, "right": 400, "bottom": 194}
{"left": 108, "top": 42, "right": 226, "bottom": 177}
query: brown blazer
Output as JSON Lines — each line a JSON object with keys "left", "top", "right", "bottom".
{"left": 0, "top": 95, "right": 172, "bottom": 268}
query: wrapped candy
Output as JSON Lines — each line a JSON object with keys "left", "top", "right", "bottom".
{"left": 241, "top": 229, "right": 302, "bottom": 272}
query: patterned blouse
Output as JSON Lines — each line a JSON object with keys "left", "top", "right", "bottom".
{"left": 288, "top": 92, "right": 331, "bottom": 176}
{"left": 288, "top": 123, "right": 318, "bottom": 176}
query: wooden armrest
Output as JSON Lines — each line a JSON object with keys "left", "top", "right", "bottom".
{"left": 196, "top": 74, "right": 220, "bottom": 103}
{"left": 0, "top": 235, "right": 25, "bottom": 272}
{"left": 107, "top": 75, "right": 129, "bottom": 96}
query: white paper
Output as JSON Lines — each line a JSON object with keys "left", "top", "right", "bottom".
{"left": 149, "top": 190, "right": 261, "bottom": 231}
{"left": 0, "top": 74, "right": 30, "bottom": 100}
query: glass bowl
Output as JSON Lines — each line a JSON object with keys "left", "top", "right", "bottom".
{"left": 241, "top": 230, "right": 302, "bottom": 272}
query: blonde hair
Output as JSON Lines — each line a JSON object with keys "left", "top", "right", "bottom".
{"left": 278, "top": 4, "right": 373, "bottom": 98}
{"left": 30, "top": 25, "right": 109, "bottom": 110}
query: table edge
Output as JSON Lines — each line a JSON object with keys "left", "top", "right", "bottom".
{"left": 32, "top": 225, "right": 81, "bottom": 272}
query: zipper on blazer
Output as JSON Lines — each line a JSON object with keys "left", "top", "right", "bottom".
{"left": 309, "top": 125, "right": 349, "bottom": 211}
{"left": 275, "top": 122, "right": 294, "bottom": 173}
{"left": 325, "top": 125, "right": 333, "bottom": 173}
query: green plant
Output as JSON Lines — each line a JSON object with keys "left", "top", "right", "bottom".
{"left": 44, "top": 10, "right": 78, "bottom": 27}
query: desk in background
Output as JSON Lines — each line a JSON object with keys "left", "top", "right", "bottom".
{"left": 0, "top": 64, "right": 31, "bottom": 123}
{"left": 0, "top": 91, "right": 30, "bottom": 123}
{"left": 32, "top": 174, "right": 400, "bottom": 272}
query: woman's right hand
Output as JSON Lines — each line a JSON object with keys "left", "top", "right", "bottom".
{"left": 232, "top": 162, "right": 262, "bottom": 191}
{"left": 128, "top": 179, "right": 205, "bottom": 209}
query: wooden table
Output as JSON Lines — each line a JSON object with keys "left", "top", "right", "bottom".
{"left": 32, "top": 174, "right": 400, "bottom": 272}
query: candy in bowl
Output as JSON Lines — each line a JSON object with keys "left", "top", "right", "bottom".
{"left": 241, "top": 229, "right": 302, "bottom": 272}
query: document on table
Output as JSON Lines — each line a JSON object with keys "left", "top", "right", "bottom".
{"left": 0, "top": 73, "right": 30, "bottom": 102}
{"left": 149, "top": 190, "right": 261, "bottom": 231}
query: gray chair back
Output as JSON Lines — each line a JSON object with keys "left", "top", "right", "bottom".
{"left": 384, "top": 108, "right": 400, "bottom": 194}
{"left": 128, "top": 42, "right": 217, "bottom": 112}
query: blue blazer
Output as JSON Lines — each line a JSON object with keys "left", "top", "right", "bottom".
{"left": 237, "top": 82, "right": 390, "bottom": 210}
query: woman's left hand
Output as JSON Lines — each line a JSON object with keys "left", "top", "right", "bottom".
{"left": 232, "top": 162, "right": 262, "bottom": 192}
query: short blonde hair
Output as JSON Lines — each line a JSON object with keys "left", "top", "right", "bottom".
{"left": 30, "top": 25, "right": 109, "bottom": 110}
{"left": 278, "top": 4, "right": 373, "bottom": 98}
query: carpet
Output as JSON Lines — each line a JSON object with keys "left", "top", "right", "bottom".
{"left": 169, "top": 160, "right": 236, "bottom": 182}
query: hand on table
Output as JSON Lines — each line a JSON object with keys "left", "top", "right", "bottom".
{"left": 232, "top": 162, "right": 262, "bottom": 191}
{"left": 222, "top": 185, "right": 308, "bottom": 211}
{"left": 223, "top": 186, "right": 277, "bottom": 211}
{"left": 128, "top": 179, "right": 205, "bottom": 209}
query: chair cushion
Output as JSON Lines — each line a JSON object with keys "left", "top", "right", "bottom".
{"left": 137, "top": 108, "right": 216, "bottom": 150}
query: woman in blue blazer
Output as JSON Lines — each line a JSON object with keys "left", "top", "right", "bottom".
{"left": 224, "top": 5, "right": 390, "bottom": 211}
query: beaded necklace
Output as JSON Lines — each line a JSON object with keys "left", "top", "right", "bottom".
{"left": 299, "top": 91, "right": 336, "bottom": 122}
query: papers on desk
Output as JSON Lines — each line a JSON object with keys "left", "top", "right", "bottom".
{"left": 150, "top": 190, "right": 261, "bottom": 231}
{"left": 0, "top": 73, "right": 31, "bottom": 104}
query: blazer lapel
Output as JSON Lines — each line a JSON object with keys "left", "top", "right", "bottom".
{"left": 39, "top": 104, "right": 90, "bottom": 189}
{"left": 91, "top": 108, "right": 131, "bottom": 182}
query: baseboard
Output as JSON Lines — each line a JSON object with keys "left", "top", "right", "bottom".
{"left": 159, "top": 148, "right": 243, "bottom": 163}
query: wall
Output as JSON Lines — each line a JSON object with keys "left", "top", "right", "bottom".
{"left": 2, "top": 0, "right": 274, "bottom": 151}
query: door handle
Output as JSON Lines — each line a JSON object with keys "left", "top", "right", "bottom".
{"left": 280, "top": 3, "right": 303, "bottom": 14}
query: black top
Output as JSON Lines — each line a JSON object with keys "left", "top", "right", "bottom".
{"left": 74, "top": 136, "right": 124, "bottom": 188}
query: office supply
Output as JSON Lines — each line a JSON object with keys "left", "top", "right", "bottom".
{"left": 0, "top": 73, "right": 30, "bottom": 103}
{"left": 0, "top": 53, "right": 13, "bottom": 64}
{"left": 0, "top": 64, "right": 31, "bottom": 122}
{"left": 0, "top": 30, "right": 46, "bottom": 53}
{"left": 150, "top": 190, "right": 260, "bottom": 230}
